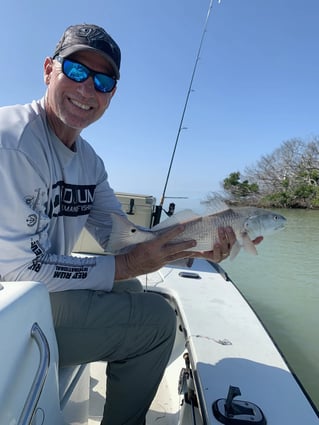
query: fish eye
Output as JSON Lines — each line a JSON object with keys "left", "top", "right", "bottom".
{"left": 130, "top": 228, "right": 136, "bottom": 233}
{"left": 274, "top": 215, "right": 278, "bottom": 220}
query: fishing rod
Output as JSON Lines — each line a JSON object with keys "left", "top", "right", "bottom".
{"left": 152, "top": 0, "right": 221, "bottom": 225}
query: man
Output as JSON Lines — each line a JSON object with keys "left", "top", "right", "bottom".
{"left": 0, "top": 24, "right": 238, "bottom": 424}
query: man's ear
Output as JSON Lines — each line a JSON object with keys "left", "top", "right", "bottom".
{"left": 110, "top": 85, "right": 117, "bottom": 98}
{"left": 44, "top": 57, "right": 54, "bottom": 85}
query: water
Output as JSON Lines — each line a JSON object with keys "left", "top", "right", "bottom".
{"left": 223, "top": 209, "right": 319, "bottom": 410}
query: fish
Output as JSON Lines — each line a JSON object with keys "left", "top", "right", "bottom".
{"left": 106, "top": 204, "right": 286, "bottom": 260}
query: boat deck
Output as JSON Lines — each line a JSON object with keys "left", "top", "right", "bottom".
{"left": 88, "top": 362, "right": 105, "bottom": 425}
{"left": 86, "top": 259, "right": 319, "bottom": 424}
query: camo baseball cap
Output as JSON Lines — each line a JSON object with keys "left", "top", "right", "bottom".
{"left": 53, "top": 24, "right": 121, "bottom": 79}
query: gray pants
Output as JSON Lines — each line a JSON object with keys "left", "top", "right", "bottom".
{"left": 49, "top": 280, "right": 176, "bottom": 425}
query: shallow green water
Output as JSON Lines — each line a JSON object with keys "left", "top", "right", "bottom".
{"left": 223, "top": 209, "right": 319, "bottom": 409}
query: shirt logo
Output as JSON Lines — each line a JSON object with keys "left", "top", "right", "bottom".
{"left": 47, "top": 181, "right": 96, "bottom": 218}
{"left": 26, "top": 214, "right": 38, "bottom": 227}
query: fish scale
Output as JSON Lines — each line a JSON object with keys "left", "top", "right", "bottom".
{"left": 168, "top": 209, "right": 246, "bottom": 252}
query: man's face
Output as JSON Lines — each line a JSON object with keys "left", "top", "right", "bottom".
{"left": 44, "top": 50, "right": 116, "bottom": 142}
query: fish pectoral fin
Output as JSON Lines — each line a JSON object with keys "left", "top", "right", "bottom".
{"left": 229, "top": 241, "right": 241, "bottom": 261}
{"left": 229, "top": 232, "right": 258, "bottom": 260}
{"left": 241, "top": 231, "right": 258, "bottom": 256}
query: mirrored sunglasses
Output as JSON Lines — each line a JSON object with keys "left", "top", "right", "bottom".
{"left": 55, "top": 56, "right": 117, "bottom": 93}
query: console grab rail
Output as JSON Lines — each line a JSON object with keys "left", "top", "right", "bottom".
{"left": 18, "top": 322, "right": 50, "bottom": 425}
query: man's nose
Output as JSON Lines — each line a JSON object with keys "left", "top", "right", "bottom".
{"left": 77, "top": 76, "right": 95, "bottom": 94}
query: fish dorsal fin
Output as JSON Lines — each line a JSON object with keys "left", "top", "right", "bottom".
{"left": 207, "top": 199, "right": 230, "bottom": 215}
{"left": 153, "top": 209, "right": 201, "bottom": 230}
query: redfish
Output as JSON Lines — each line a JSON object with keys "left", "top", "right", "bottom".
{"left": 106, "top": 206, "right": 286, "bottom": 259}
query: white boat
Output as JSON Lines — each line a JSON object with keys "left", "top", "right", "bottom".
{"left": 1, "top": 192, "right": 318, "bottom": 425}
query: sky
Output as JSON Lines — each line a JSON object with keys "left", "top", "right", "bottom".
{"left": 1, "top": 0, "right": 319, "bottom": 213}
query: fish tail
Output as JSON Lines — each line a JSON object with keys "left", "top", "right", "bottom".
{"left": 106, "top": 213, "right": 149, "bottom": 254}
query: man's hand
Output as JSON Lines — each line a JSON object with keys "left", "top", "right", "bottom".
{"left": 115, "top": 224, "right": 196, "bottom": 280}
{"left": 196, "top": 230, "right": 263, "bottom": 262}
{"left": 194, "top": 226, "right": 237, "bottom": 262}
{"left": 114, "top": 225, "right": 243, "bottom": 280}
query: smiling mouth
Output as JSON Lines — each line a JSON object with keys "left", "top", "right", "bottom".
{"left": 70, "top": 98, "right": 91, "bottom": 111}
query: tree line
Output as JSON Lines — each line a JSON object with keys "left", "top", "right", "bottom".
{"left": 204, "top": 138, "right": 319, "bottom": 209}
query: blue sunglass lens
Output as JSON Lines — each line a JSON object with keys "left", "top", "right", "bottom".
{"left": 62, "top": 59, "right": 116, "bottom": 93}
{"left": 93, "top": 75, "right": 116, "bottom": 93}
{"left": 63, "top": 61, "right": 89, "bottom": 82}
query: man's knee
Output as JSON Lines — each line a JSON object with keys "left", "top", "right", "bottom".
{"left": 145, "top": 292, "right": 177, "bottom": 336}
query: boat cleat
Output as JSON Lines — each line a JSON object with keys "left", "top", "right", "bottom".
{"left": 212, "top": 385, "right": 267, "bottom": 424}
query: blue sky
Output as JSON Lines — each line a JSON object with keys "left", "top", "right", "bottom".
{"left": 1, "top": 0, "right": 319, "bottom": 212}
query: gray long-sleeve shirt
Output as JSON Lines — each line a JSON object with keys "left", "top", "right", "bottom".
{"left": 0, "top": 98, "right": 125, "bottom": 292}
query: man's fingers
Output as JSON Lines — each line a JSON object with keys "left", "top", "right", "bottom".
{"left": 218, "top": 226, "right": 236, "bottom": 251}
{"left": 155, "top": 224, "right": 197, "bottom": 253}
{"left": 164, "top": 239, "right": 196, "bottom": 255}
{"left": 156, "top": 224, "right": 186, "bottom": 243}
